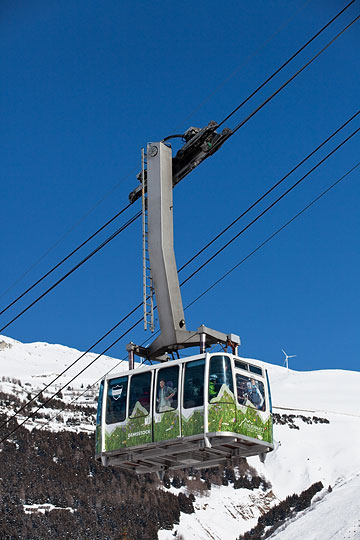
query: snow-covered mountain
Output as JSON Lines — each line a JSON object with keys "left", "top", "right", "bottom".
{"left": 1, "top": 334, "right": 359, "bottom": 540}
{"left": 159, "top": 362, "right": 360, "bottom": 540}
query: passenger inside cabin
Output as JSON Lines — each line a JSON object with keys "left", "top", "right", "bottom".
{"left": 157, "top": 378, "right": 177, "bottom": 412}
{"left": 208, "top": 356, "right": 234, "bottom": 401}
{"left": 246, "top": 378, "right": 264, "bottom": 410}
{"left": 236, "top": 377, "right": 247, "bottom": 405}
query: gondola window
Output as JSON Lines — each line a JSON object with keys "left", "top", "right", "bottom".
{"left": 208, "top": 355, "right": 234, "bottom": 401}
{"left": 129, "top": 372, "right": 151, "bottom": 418}
{"left": 156, "top": 365, "right": 179, "bottom": 413}
{"left": 183, "top": 359, "right": 205, "bottom": 409}
{"left": 236, "top": 374, "right": 266, "bottom": 411}
{"left": 106, "top": 376, "right": 128, "bottom": 424}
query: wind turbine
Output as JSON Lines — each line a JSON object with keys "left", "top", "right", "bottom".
{"left": 282, "top": 348, "right": 296, "bottom": 370}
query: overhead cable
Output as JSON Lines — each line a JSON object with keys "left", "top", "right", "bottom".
{"left": 225, "top": 13, "right": 360, "bottom": 138}
{"left": 0, "top": 202, "right": 133, "bottom": 317}
{"left": 1, "top": 0, "right": 320, "bottom": 304}
{"left": 0, "top": 211, "right": 141, "bottom": 334}
{"left": 3, "top": 113, "right": 359, "bottom": 430}
{"left": 180, "top": 125, "right": 360, "bottom": 286}
{"left": 36, "top": 355, "right": 151, "bottom": 433}
{"left": 0, "top": 301, "right": 142, "bottom": 432}
{"left": 1, "top": 3, "right": 356, "bottom": 312}
{"left": 218, "top": 0, "right": 356, "bottom": 128}
{"left": 2, "top": 11, "right": 359, "bottom": 433}
{"left": 0, "top": 318, "right": 142, "bottom": 444}
{"left": 179, "top": 110, "right": 359, "bottom": 273}
{"left": 4, "top": 3, "right": 355, "bottom": 325}
{"left": 0, "top": 169, "right": 136, "bottom": 302}
{"left": 9, "top": 159, "right": 360, "bottom": 439}
{"left": 181, "top": 0, "right": 314, "bottom": 127}
{"left": 185, "top": 161, "right": 360, "bottom": 310}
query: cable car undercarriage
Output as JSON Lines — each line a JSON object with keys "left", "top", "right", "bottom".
{"left": 103, "top": 434, "right": 269, "bottom": 475}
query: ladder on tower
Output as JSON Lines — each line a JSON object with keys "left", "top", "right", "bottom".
{"left": 141, "top": 148, "right": 155, "bottom": 332}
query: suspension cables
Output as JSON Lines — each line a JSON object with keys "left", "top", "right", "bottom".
{"left": 37, "top": 352, "right": 151, "bottom": 434}
{"left": 217, "top": 0, "right": 356, "bottom": 128}
{"left": 184, "top": 160, "right": 360, "bottom": 311}
{"left": 2, "top": 5, "right": 356, "bottom": 334}
{"left": 1, "top": 6, "right": 359, "bottom": 441}
{"left": 0, "top": 301, "right": 142, "bottom": 432}
{"left": 180, "top": 0, "right": 313, "bottom": 127}
{"left": 223, "top": 12, "right": 360, "bottom": 139}
{"left": 180, "top": 124, "right": 360, "bottom": 287}
{"left": 0, "top": 210, "right": 141, "bottom": 334}
{"left": 0, "top": 317, "right": 143, "bottom": 444}
{"left": 179, "top": 110, "right": 359, "bottom": 274}
{"left": 2, "top": 110, "right": 358, "bottom": 428}
{"left": 0, "top": 202, "right": 133, "bottom": 317}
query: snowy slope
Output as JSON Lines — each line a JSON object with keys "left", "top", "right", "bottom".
{"left": 0, "top": 334, "right": 128, "bottom": 388}
{"left": 253, "top": 362, "right": 360, "bottom": 498}
{"left": 0, "top": 333, "right": 129, "bottom": 431}
{"left": 1, "top": 335, "right": 359, "bottom": 540}
{"left": 160, "top": 362, "right": 360, "bottom": 540}
{"left": 267, "top": 472, "right": 360, "bottom": 540}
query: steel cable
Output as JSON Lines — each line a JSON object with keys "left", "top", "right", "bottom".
{"left": 0, "top": 211, "right": 141, "bottom": 334}
{"left": 0, "top": 203, "right": 133, "bottom": 317}
{"left": 217, "top": 0, "right": 356, "bottom": 128}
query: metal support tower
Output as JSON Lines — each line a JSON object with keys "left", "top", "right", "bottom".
{"left": 128, "top": 122, "right": 240, "bottom": 361}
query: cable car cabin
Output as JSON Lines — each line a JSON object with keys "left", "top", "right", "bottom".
{"left": 95, "top": 353, "right": 273, "bottom": 474}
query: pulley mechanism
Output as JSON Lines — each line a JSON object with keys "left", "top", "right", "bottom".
{"left": 129, "top": 121, "right": 232, "bottom": 204}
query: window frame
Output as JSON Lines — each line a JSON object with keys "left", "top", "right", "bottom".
{"left": 105, "top": 375, "right": 129, "bottom": 425}
{"left": 155, "top": 364, "right": 180, "bottom": 414}
{"left": 96, "top": 380, "right": 104, "bottom": 426}
{"left": 128, "top": 370, "right": 152, "bottom": 419}
{"left": 249, "top": 364, "right": 263, "bottom": 376}
{"left": 208, "top": 354, "right": 234, "bottom": 403}
{"left": 183, "top": 358, "right": 205, "bottom": 410}
{"left": 235, "top": 372, "right": 266, "bottom": 412}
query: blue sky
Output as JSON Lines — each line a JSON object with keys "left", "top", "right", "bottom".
{"left": 1, "top": 0, "right": 359, "bottom": 372}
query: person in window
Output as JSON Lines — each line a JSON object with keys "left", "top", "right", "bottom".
{"left": 246, "top": 378, "right": 264, "bottom": 410}
{"left": 157, "top": 379, "right": 176, "bottom": 412}
{"left": 236, "top": 378, "right": 248, "bottom": 405}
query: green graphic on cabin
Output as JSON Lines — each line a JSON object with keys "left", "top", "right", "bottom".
{"left": 181, "top": 409, "right": 204, "bottom": 437}
{"left": 208, "top": 384, "right": 272, "bottom": 443}
{"left": 153, "top": 409, "right": 180, "bottom": 442}
{"left": 104, "top": 388, "right": 272, "bottom": 452}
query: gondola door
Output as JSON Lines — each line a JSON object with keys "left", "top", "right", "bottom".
{"left": 126, "top": 370, "right": 153, "bottom": 447}
{"left": 181, "top": 358, "right": 206, "bottom": 438}
{"left": 153, "top": 364, "right": 181, "bottom": 443}
{"left": 207, "top": 355, "right": 236, "bottom": 434}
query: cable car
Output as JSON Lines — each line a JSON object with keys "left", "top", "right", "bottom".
{"left": 96, "top": 134, "right": 274, "bottom": 473}
{"left": 95, "top": 352, "right": 273, "bottom": 474}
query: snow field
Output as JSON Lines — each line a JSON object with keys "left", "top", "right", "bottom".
{"left": 1, "top": 336, "right": 359, "bottom": 540}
